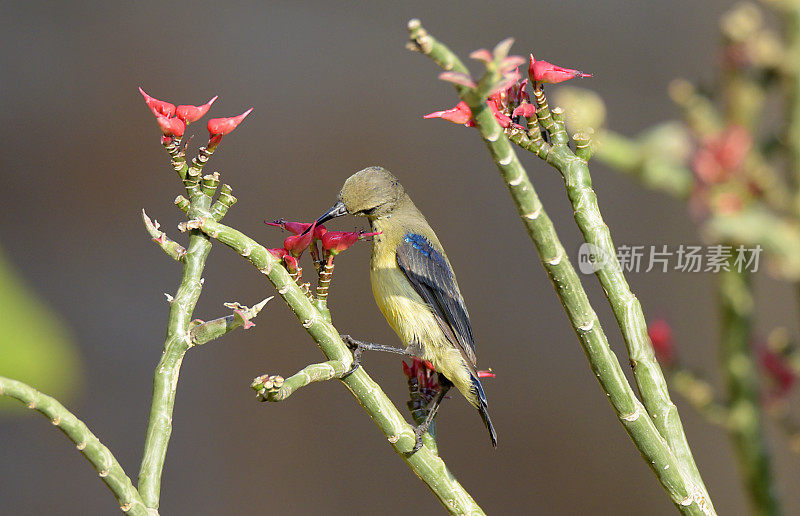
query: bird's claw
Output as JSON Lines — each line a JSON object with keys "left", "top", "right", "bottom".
{"left": 340, "top": 335, "right": 362, "bottom": 378}
{"left": 411, "top": 427, "right": 426, "bottom": 453}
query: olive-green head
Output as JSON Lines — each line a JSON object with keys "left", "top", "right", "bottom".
{"left": 314, "top": 166, "right": 405, "bottom": 224}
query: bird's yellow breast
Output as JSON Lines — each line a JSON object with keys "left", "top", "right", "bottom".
{"left": 369, "top": 236, "right": 476, "bottom": 405}
{"left": 370, "top": 250, "right": 444, "bottom": 353}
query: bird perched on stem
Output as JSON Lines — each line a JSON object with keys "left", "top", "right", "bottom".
{"left": 312, "top": 166, "right": 496, "bottom": 451}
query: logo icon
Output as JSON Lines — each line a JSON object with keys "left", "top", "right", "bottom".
{"left": 577, "top": 243, "right": 611, "bottom": 274}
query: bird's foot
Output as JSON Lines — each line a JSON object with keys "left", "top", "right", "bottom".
{"left": 340, "top": 334, "right": 410, "bottom": 378}
{"left": 409, "top": 424, "right": 429, "bottom": 454}
{"left": 341, "top": 335, "right": 363, "bottom": 378}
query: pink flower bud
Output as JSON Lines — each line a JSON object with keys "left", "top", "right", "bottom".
{"left": 321, "top": 231, "right": 359, "bottom": 255}
{"left": 499, "top": 56, "right": 526, "bottom": 74}
{"left": 267, "top": 248, "right": 289, "bottom": 260}
{"left": 283, "top": 254, "right": 299, "bottom": 272}
{"left": 424, "top": 101, "right": 474, "bottom": 126}
{"left": 322, "top": 230, "right": 381, "bottom": 256}
{"left": 283, "top": 224, "right": 315, "bottom": 257}
{"left": 648, "top": 319, "right": 674, "bottom": 365}
{"left": 488, "top": 67, "right": 522, "bottom": 97}
{"left": 175, "top": 95, "right": 218, "bottom": 124}
{"left": 469, "top": 48, "right": 493, "bottom": 63}
{"left": 156, "top": 115, "right": 186, "bottom": 138}
{"left": 207, "top": 108, "right": 254, "bottom": 137}
{"left": 486, "top": 98, "right": 512, "bottom": 128}
{"left": 139, "top": 87, "right": 176, "bottom": 118}
{"left": 438, "top": 71, "right": 477, "bottom": 89}
{"left": 528, "top": 54, "right": 592, "bottom": 84}
{"left": 266, "top": 219, "right": 314, "bottom": 235}
{"left": 512, "top": 102, "right": 536, "bottom": 118}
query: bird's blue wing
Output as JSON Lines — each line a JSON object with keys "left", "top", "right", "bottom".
{"left": 396, "top": 233, "right": 477, "bottom": 365}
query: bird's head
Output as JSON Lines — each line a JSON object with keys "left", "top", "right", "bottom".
{"left": 313, "top": 166, "right": 405, "bottom": 226}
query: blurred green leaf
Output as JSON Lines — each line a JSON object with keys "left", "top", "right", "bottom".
{"left": 0, "top": 246, "right": 82, "bottom": 412}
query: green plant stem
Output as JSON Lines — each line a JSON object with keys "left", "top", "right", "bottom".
{"left": 407, "top": 19, "right": 712, "bottom": 515}
{"left": 189, "top": 298, "right": 272, "bottom": 346}
{"left": 255, "top": 360, "right": 349, "bottom": 402}
{"left": 0, "top": 376, "right": 152, "bottom": 516}
{"left": 138, "top": 182, "right": 216, "bottom": 509}
{"left": 138, "top": 230, "right": 210, "bottom": 509}
{"left": 540, "top": 120, "right": 712, "bottom": 506}
{"left": 719, "top": 260, "right": 779, "bottom": 515}
{"left": 142, "top": 210, "right": 186, "bottom": 262}
{"left": 193, "top": 216, "right": 484, "bottom": 515}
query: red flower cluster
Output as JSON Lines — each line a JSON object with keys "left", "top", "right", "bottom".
{"left": 425, "top": 53, "right": 591, "bottom": 129}
{"left": 265, "top": 219, "right": 379, "bottom": 271}
{"left": 403, "top": 358, "right": 440, "bottom": 403}
{"left": 139, "top": 87, "right": 251, "bottom": 146}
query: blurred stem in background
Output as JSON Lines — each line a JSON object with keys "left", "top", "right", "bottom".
{"left": 719, "top": 258, "right": 779, "bottom": 515}
{"left": 552, "top": 2, "right": 800, "bottom": 514}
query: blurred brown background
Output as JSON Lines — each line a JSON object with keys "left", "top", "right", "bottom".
{"left": 1, "top": 1, "right": 799, "bottom": 514}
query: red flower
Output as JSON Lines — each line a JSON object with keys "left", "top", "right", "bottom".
{"left": 512, "top": 102, "right": 536, "bottom": 118}
{"left": 139, "top": 87, "right": 176, "bottom": 118}
{"left": 175, "top": 95, "right": 218, "bottom": 125}
{"left": 487, "top": 97, "right": 512, "bottom": 128}
{"left": 528, "top": 54, "right": 592, "bottom": 84}
{"left": 266, "top": 219, "right": 314, "bottom": 235}
{"left": 477, "top": 369, "right": 495, "bottom": 378}
{"left": 207, "top": 108, "right": 254, "bottom": 137}
{"left": 321, "top": 230, "right": 380, "bottom": 256}
{"left": 403, "top": 358, "right": 439, "bottom": 393}
{"left": 156, "top": 115, "right": 186, "bottom": 138}
{"left": 648, "top": 319, "right": 674, "bottom": 365}
{"left": 283, "top": 254, "right": 299, "bottom": 272}
{"left": 267, "top": 248, "right": 289, "bottom": 260}
{"left": 283, "top": 224, "right": 315, "bottom": 257}
{"left": 424, "top": 101, "right": 474, "bottom": 126}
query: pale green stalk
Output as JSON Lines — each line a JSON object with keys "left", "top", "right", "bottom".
{"left": 0, "top": 376, "right": 152, "bottom": 516}
{"left": 407, "top": 19, "right": 713, "bottom": 514}
{"left": 193, "top": 216, "right": 485, "bottom": 515}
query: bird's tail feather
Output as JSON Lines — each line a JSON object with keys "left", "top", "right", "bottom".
{"left": 471, "top": 375, "right": 497, "bottom": 448}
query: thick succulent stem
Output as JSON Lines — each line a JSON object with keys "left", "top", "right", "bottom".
{"left": 193, "top": 216, "right": 485, "bottom": 515}
{"left": 544, "top": 137, "right": 712, "bottom": 507}
{"left": 0, "top": 376, "right": 152, "bottom": 516}
{"left": 407, "top": 19, "right": 713, "bottom": 514}
{"left": 253, "top": 359, "right": 348, "bottom": 402}
{"left": 138, "top": 188, "right": 215, "bottom": 509}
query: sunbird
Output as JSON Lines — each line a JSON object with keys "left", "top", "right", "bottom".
{"left": 313, "top": 166, "right": 497, "bottom": 451}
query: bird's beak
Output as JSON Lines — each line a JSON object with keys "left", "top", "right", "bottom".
{"left": 302, "top": 201, "right": 348, "bottom": 235}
